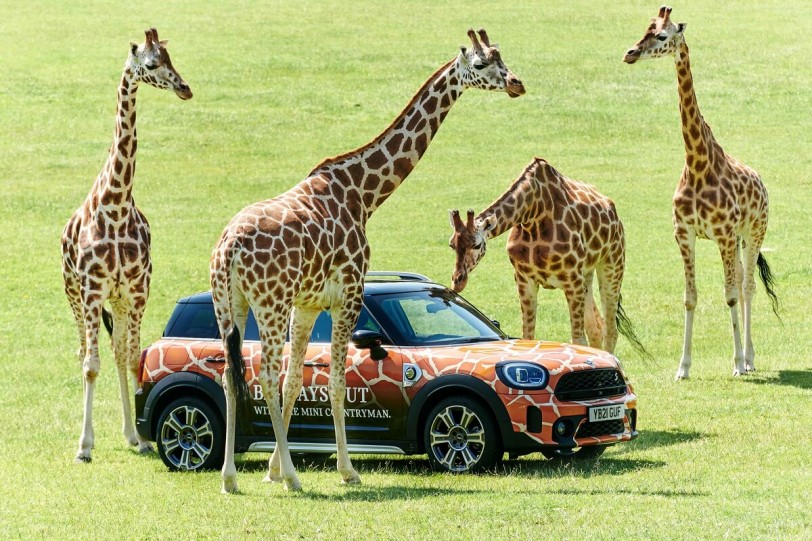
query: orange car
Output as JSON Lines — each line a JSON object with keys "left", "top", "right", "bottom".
{"left": 135, "top": 272, "right": 638, "bottom": 473}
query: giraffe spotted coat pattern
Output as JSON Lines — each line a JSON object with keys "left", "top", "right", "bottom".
{"left": 210, "top": 28, "right": 525, "bottom": 493}
{"left": 624, "top": 6, "right": 778, "bottom": 379}
{"left": 61, "top": 28, "right": 191, "bottom": 463}
{"left": 449, "top": 158, "right": 643, "bottom": 355}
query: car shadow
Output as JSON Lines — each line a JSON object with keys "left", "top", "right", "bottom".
{"left": 740, "top": 369, "right": 812, "bottom": 390}
{"left": 236, "top": 452, "right": 666, "bottom": 481}
{"left": 611, "top": 429, "right": 707, "bottom": 454}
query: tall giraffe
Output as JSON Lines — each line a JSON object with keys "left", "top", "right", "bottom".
{"left": 210, "top": 29, "right": 524, "bottom": 493}
{"left": 61, "top": 29, "right": 192, "bottom": 462}
{"left": 448, "top": 158, "right": 645, "bottom": 355}
{"left": 623, "top": 6, "right": 778, "bottom": 379}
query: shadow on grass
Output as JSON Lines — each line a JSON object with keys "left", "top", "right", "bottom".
{"left": 614, "top": 429, "right": 707, "bottom": 454}
{"left": 741, "top": 369, "right": 812, "bottom": 390}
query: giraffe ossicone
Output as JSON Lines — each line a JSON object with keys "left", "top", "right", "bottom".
{"left": 624, "top": 7, "right": 778, "bottom": 379}
{"left": 448, "top": 158, "right": 647, "bottom": 356}
{"left": 61, "top": 28, "right": 191, "bottom": 463}
{"left": 210, "top": 28, "right": 524, "bottom": 494}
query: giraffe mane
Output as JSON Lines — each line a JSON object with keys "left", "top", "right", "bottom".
{"left": 308, "top": 58, "right": 457, "bottom": 175}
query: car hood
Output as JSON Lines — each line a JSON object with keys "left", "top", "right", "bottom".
{"left": 412, "top": 339, "right": 621, "bottom": 376}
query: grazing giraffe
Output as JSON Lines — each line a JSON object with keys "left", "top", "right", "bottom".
{"left": 448, "top": 158, "right": 645, "bottom": 355}
{"left": 61, "top": 28, "right": 192, "bottom": 463}
{"left": 623, "top": 6, "right": 778, "bottom": 379}
{"left": 210, "top": 28, "right": 525, "bottom": 493}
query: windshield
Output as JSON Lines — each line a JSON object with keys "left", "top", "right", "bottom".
{"left": 364, "top": 288, "right": 507, "bottom": 346}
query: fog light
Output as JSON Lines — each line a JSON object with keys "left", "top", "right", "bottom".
{"left": 554, "top": 419, "right": 571, "bottom": 437}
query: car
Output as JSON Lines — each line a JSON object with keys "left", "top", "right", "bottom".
{"left": 135, "top": 271, "right": 638, "bottom": 473}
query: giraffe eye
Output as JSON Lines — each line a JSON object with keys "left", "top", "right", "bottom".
{"left": 656, "top": 33, "right": 668, "bottom": 41}
{"left": 145, "top": 62, "right": 159, "bottom": 70}
{"left": 473, "top": 61, "right": 486, "bottom": 70}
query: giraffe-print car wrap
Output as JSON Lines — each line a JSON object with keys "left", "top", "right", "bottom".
{"left": 137, "top": 298, "right": 637, "bottom": 468}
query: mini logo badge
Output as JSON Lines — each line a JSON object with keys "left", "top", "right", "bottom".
{"left": 585, "top": 360, "right": 595, "bottom": 368}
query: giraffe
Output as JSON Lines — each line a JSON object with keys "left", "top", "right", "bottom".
{"left": 623, "top": 6, "right": 778, "bottom": 379}
{"left": 448, "top": 157, "right": 646, "bottom": 356}
{"left": 61, "top": 28, "right": 192, "bottom": 462}
{"left": 210, "top": 28, "right": 524, "bottom": 493}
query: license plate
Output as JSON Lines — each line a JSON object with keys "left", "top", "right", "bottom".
{"left": 588, "top": 404, "right": 625, "bottom": 422}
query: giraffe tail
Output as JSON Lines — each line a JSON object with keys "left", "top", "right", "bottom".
{"left": 101, "top": 307, "right": 114, "bottom": 337}
{"left": 219, "top": 241, "right": 250, "bottom": 407}
{"left": 616, "top": 295, "right": 652, "bottom": 360}
{"left": 225, "top": 324, "right": 250, "bottom": 406}
{"left": 756, "top": 252, "right": 781, "bottom": 322}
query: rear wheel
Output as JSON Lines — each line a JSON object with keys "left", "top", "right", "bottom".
{"left": 156, "top": 397, "right": 224, "bottom": 472}
{"left": 423, "top": 396, "right": 501, "bottom": 473}
{"left": 541, "top": 445, "right": 607, "bottom": 461}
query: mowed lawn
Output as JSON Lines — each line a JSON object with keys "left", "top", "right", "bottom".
{"left": 1, "top": 0, "right": 810, "bottom": 539}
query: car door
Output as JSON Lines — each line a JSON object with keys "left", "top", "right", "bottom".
{"left": 291, "top": 309, "right": 407, "bottom": 448}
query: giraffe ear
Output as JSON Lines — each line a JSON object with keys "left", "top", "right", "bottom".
{"left": 481, "top": 216, "right": 496, "bottom": 233}
{"left": 130, "top": 42, "right": 139, "bottom": 56}
{"left": 677, "top": 22, "right": 686, "bottom": 34}
{"left": 159, "top": 39, "right": 169, "bottom": 47}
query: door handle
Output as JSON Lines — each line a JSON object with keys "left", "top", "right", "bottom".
{"left": 304, "top": 362, "right": 329, "bottom": 367}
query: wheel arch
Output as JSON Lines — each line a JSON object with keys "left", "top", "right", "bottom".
{"left": 142, "top": 373, "right": 226, "bottom": 441}
{"left": 406, "top": 375, "right": 512, "bottom": 454}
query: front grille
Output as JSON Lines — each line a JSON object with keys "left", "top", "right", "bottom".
{"left": 577, "top": 419, "right": 625, "bottom": 438}
{"left": 554, "top": 369, "right": 626, "bottom": 401}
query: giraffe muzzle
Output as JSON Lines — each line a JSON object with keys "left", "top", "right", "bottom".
{"left": 623, "top": 50, "right": 641, "bottom": 64}
{"left": 175, "top": 82, "right": 193, "bottom": 100}
{"left": 505, "top": 75, "right": 525, "bottom": 98}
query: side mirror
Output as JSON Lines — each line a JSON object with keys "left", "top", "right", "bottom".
{"left": 491, "top": 320, "right": 501, "bottom": 329}
{"left": 351, "top": 330, "right": 388, "bottom": 361}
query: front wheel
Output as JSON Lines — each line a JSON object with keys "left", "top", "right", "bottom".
{"left": 541, "top": 445, "right": 607, "bottom": 461}
{"left": 156, "top": 397, "right": 224, "bottom": 472}
{"left": 423, "top": 396, "right": 501, "bottom": 473}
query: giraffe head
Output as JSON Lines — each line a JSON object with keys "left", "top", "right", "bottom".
{"left": 128, "top": 28, "right": 193, "bottom": 100}
{"left": 448, "top": 209, "right": 495, "bottom": 292}
{"left": 458, "top": 28, "right": 525, "bottom": 98}
{"left": 623, "top": 6, "right": 686, "bottom": 64}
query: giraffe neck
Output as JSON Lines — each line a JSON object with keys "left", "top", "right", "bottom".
{"left": 478, "top": 161, "right": 544, "bottom": 239}
{"left": 90, "top": 68, "right": 139, "bottom": 222}
{"left": 308, "top": 58, "right": 463, "bottom": 218}
{"left": 674, "top": 40, "right": 716, "bottom": 177}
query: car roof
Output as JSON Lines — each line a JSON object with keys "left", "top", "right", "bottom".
{"left": 175, "top": 272, "right": 447, "bottom": 305}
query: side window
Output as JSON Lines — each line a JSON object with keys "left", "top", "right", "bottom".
{"left": 165, "top": 303, "right": 219, "bottom": 339}
{"left": 307, "top": 308, "right": 381, "bottom": 343}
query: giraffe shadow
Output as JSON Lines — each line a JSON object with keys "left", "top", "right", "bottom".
{"left": 740, "top": 369, "right": 812, "bottom": 390}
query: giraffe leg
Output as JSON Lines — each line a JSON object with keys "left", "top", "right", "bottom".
{"left": 108, "top": 301, "right": 140, "bottom": 448}
{"left": 75, "top": 292, "right": 105, "bottom": 463}
{"left": 217, "top": 287, "right": 249, "bottom": 494}
{"left": 675, "top": 226, "right": 697, "bottom": 380}
{"left": 125, "top": 298, "right": 154, "bottom": 453}
{"left": 513, "top": 268, "right": 539, "bottom": 340}
{"left": 329, "top": 292, "right": 363, "bottom": 485}
{"left": 584, "top": 271, "right": 605, "bottom": 349}
{"left": 718, "top": 234, "right": 745, "bottom": 376}
{"left": 266, "top": 308, "right": 318, "bottom": 484}
{"left": 597, "top": 261, "right": 622, "bottom": 355}
{"left": 257, "top": 310, "right": 301, "bottom": 491}
{"left": 740, "top": 235, "right": 761, "bottom": 372}
{"left": 562, "top": 276, "right": 588, "bottom": 347}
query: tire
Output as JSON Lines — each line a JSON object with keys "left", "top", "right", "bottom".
{"left": 423, "top": 396, "right": 501, "bottom": 473}
{"left": 541, "top": 444, "right": 607, "bottom": 461}
{"left": 156, "top": 397, "right": 224, "bottom": 472}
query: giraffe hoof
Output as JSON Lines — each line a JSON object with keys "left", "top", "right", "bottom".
{"left": 74, "top": 455, "right": 92, "bottom": 464}
{"left": 341, "top": 471, "right": 362, "bottom": 485}
{"left": 283, "top": 477, "right": 302, "bottom": 492}
{"left": 674, "top": 372, "right": 689, "bottom": 381}
{"left": 221, "top": 480, "right": 239, "bottom": 494}
{"left": 137, "top": 442, "right": 155, "bottom": 455}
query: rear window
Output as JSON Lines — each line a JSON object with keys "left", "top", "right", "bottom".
{"left": 164, "top": 301, "right": 379, "bottom": 343}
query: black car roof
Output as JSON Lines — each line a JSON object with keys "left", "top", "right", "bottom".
{"left": 175, "top": 272, "right": 447, "bottom": 305}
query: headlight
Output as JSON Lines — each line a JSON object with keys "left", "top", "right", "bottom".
{"left": 495, "top": 361, "right": 549, "bottom": 390}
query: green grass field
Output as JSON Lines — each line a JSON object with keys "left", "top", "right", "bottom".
{"left": 1, "top": 1, "right": 810, "bottom": 539}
